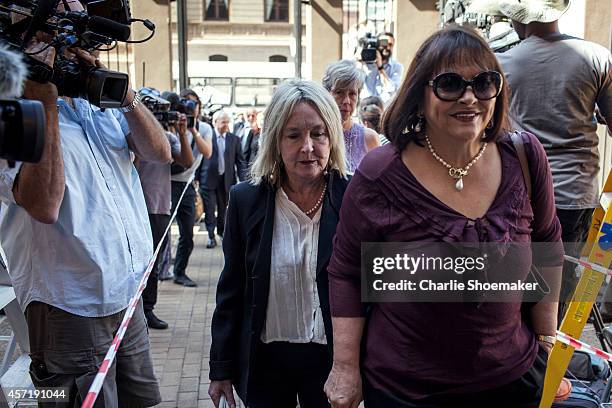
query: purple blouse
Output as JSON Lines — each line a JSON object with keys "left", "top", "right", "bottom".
{"left": 344, "top": 123, "right": 368, "bottom": 173}
{"left": 328, "top": 132, "right": 564, "bottom": 399}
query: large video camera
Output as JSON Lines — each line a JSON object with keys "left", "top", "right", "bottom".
{"left": 359, "top": 33, "right": 390, "bottom": 64}
{"left": 0, "top": 0, "right": 154, "bottom": 108}
{"left": 0, "top": 99, "right": 45, "bottom": 163}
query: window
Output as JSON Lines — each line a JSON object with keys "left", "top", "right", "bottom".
{"left": 264, "top": 0, "right": 289, "bottom": 22}
{"left": 235, "top": 78, "right": 283, "bottom": 107}
{"left": 205, "top": 0, "right": 229, "bottom": 21}
{"left": 188, "top": 77, "right": 233, "bottom": 106}
{"left": 269, "top": 55, "right": 287, "bottom": 62}
{"left": 209, "top": 54, "right": 228, "bottom": 61}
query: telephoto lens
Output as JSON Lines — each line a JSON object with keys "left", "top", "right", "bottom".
{"left": 0, "top": 99, "right": 45, "bottom": 163}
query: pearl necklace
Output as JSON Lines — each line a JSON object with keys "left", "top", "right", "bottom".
{"left": 425, "top": 135, "right": 487, "bottom": 191}
{"left": 304, "top": 183, "right": 327, "bottom": 216}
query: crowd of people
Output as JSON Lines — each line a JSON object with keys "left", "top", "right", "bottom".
{"left": 0, "top": 0, "right": 611, "bottom": 407}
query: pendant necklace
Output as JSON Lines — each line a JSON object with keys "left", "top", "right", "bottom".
{"left": 425, "top": 135, "right": 487, "bottom": 191}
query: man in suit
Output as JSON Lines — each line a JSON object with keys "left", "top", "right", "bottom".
{"left": 199, "top": 110, "right": 248, "bottom": 248}
{"left": 242, "top": 108, "right": 261, "bottom": 170}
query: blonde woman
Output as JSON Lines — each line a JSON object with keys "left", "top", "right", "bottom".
{"left": 209, "top": 80, "right": 350, "bottom": 408}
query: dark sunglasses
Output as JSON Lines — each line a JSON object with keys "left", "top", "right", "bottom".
{"left": 428, "top": 71, "right": 503, "bottom": 101}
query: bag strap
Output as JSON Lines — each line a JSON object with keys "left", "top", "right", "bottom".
{"left": 510, "top": 131, "right": 532, "bottom": 201}
{"left": 510, "top": 132, "right": 550, "bottom": 295}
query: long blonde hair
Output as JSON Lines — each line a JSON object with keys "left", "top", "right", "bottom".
{"left": 250, "top": 79, "right": 347, "bottom": 186}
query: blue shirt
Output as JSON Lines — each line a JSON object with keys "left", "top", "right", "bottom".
{"left": 362, "top": 58, "right": 404, "bottom": 104}
{"left": 0, "top": 98, "right": 153, "bottom": 317}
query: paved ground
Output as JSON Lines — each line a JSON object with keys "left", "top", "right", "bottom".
{"left": 149, "top": 225, "right": 241, "bottom": 408}
{"left": 0, "top": 224, "right": 606, "bottom": 407}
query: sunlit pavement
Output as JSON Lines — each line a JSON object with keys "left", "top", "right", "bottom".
{"left": 150, "top": 224, "right": 243, "bottom": 408}
{"left": 120, "top": 223, "right": 602, "bottom": 407}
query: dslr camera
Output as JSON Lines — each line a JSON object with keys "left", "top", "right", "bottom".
{"left": 0, "top": 0, "right": 154, "bottom": 108}
{"left": 176, "top": 98, "right": 197, "bottom": 128}
{"left": 358, "top": 33, "right": 390, "bottom": 64}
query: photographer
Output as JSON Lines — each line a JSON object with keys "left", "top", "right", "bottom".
{"left": 135, "top": 89, "right": 194, "bottom": 329}
{"left": 361, "top": 32, "right": 404, "bottom": 105}
{"left": 0, "top": 1, "right": 170, "bottom": 405}
{"left": 169, "top": 89, "right": 213, "bottom": 287}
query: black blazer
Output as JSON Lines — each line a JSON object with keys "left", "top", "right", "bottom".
{"left": 199, "top": 131, "right": 248, "bottom": 192}
{"left": 243, "top": 129, "right": 260, "bottom": 166}
{"left": 209, "top": 171, "right": 350, "bottom": 402}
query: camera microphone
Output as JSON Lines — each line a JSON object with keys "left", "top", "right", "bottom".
{"left": 87, "top": 16, "right": 131, "bottom": 42}
{"left": 0, "top": 45, "right": 28, "bottom": 99}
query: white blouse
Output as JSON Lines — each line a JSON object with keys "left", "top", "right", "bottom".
{"left": 261, "top": 188, "right": 327, "bottom": 345}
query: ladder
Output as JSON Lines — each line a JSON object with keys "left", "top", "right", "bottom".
{"left": 0, "top": 249, "right": 32, "bottom": 408}
{"left": 540, "top": 169, "right": 612, "bottom": 407}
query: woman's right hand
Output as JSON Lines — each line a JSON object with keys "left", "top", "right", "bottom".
{"left": 177, "top": 114, "right": 188, "bottom": 136}
{"left": 324, "top": 363, "right": 362, "bottom": 408}
{"left": 208, "top": 380, "right": 236, "bottom": 408}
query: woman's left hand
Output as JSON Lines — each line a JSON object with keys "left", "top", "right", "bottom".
{"left": 538, "top": 340, "right": 553, "bottom": 355}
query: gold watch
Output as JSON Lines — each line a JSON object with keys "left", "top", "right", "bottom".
{"left": 537, "top": 334, "right": 556, "bottom": 346}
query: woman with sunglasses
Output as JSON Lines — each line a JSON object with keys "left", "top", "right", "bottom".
{"left": 324, "top": 25, "right": 564, "bottom": 408}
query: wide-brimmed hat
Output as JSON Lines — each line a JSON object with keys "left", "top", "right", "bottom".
{"left": 467, "top": 0, "right": 571, "bottom": 24}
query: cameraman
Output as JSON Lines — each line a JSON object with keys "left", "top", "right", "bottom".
{"left": 361, "top": 32, "right": 404, "bottom": 104}
{"left": 0, "top": 1, "right": 170, "bottom": 405}
{"left": 135, "top": 89, "right": 194, "bottom": 329}
{"left": 0, "top": 44, "right": 64, "bottom": 223}
{"left": 168, "top": 89, "right": 212, "bottom": 287}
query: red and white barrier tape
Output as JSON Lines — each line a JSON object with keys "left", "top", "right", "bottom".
{"left": 564, "top": 255, "right": 612, "bottom": 277}
{"left": 78, "top": 241, "right": 609, "bottom": 405}
{"left": 81, "top": 177, "right": 194, "bottom": 408}
{"left": 555, "top": 330, "right": 612, "bottom": 362}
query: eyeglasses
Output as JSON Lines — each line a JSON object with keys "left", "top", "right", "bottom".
{"left": 428, "top": 71, "right": 503, "bottom": 102}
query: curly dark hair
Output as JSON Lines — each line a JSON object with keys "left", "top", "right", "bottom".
{"left": 381, "top": 25, "right": 510, "bottom": 151}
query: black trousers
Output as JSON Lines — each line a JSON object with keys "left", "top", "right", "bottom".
{"left": 171, "top": 181, "right": 196, "bottom": 279}
{"left": 363, "top": 346, "right": 548, "bottom": 408}
{"left": 142, "top": 213, "right": 170, "bottom": 312}
{"left": 557, "top": 208, "right": 594, "bottom": 321}
{"left": 248, "top": 342, "right": 331, "bottom": 408}
{"left": 201, "top": 182, "right": 228, "bottom": 241}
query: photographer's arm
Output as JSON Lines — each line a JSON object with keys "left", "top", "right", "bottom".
{"left": 72, "top": 50, "right": 171, "bottom": 164}
{"left": 374, "top": 51, "right": 394, "bottom": 91}
{"left": 193, "top": 126, "right": 213, "bottom": 159}
{"left": 13, "top": 81, "right": 64, "bottom": 224}
{"left": 174, "top": 115, "right": 194, "bottom": 168}
{"left": 123, "top": 89, "right": 172, "bottom": 164}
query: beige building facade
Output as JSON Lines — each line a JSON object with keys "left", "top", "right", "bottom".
{"left": 124, "top": 0, "right": 611, "bottom": 104}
